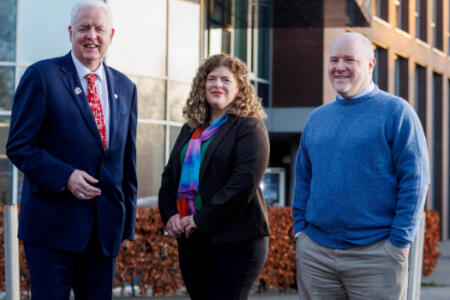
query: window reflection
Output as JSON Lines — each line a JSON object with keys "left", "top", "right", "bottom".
{"left": 0, "top": 0, "right": 16, "bottom": 61}
{"left": 0, "top": 67, "right": 15, "bottom": 110}
{"left": 0, "top": 117, "right": 10, "bottom": 204}
{"left": 168, "top": 81, "right": 190, "bottom": 123}
{"left": 136, "top": 123, "right": 165, "bottom": 199}
{"left": 234, "top": 0, "right": 248, "bottom": 63}
{"left": 107, "top": 0, "right": 167, "bottom": 77}
{"left": 128, "top": 75, "right": 166, "bottom": 120}
{"left": 206, "top": 0, "right": 232, "bottom": 56}
{"left": 169, "top": 0, "right": 200, "bottom": 82}
{"left": 258, "top": 3, "right": 272, "bottom": 80}
{"left": 258, "top": 82, "right": 270, "bottom": 107}
{"left": 414, "top": 64, "right": 426, "bottom": 128}
{"left": 394, "top": 55, "right": 408, "bottom": 99}
{"left": 18, "top": 0, "right": 77, "bottom": 64}
{"left": 169, "top": 125, "right": 182, "bottom": 153}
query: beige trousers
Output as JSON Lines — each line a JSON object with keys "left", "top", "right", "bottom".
{"left": 295, "top": 233, "right": 408, "bottom": 300}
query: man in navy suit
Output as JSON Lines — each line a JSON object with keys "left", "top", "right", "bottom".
{"left": 6, "top": 0, "right": 137, "bottom": 298}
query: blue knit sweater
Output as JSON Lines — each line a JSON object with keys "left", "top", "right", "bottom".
{"left": 292, "top": 87, "right": 430, "bottom": 248}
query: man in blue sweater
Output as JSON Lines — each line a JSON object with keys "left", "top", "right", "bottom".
{"left": 293, "top": 32, "right": 430, "bottom": 299}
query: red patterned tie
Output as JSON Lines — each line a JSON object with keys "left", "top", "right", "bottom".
{"left": 86, "top": 74, "right": 107, "bottom": 151}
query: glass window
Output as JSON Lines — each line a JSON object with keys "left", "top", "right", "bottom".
{"left": 209, "top": 28, "right": 231, "bottom": 55}
{"left": 234, "top": 0, "right": 248, "bottom": 63}
{"left": 18, "top": 0, "right": 78, "bottom": 64}
{"left": 415, "top": 0, "right": 427, "bottom": 41}
{"left": 414, "top": 64, "right": 426, "bottom": 129}
{"left": 0, "top": 0, "right": 16, "bottom": 61}
{"left": 433, "top": 0, "right": 443, "bottom": 50}
{"left": 448, "top": 1, "right": 450, "bottom": 55}
{"left": 206, "top": 0, "right": 232, "bottom": 56}
{"left": 394, "top": 55, "right": 408, "bottom": 100}
{"left": 136, "top": 123, "right": 165, "bottom": 199}
{"left": 0, "top": 117, "right": 11, "bottom": 204}
{"left": 168, "top": 81, "right": 190, "bottom": 123}
{"left": 107, "top": 0, "right": 167, "bottom": 77}
{"left": 401, "top": 0, "right": 409, "bottom": 32}
{"left": 250, "top": 3, "right": 256, "bottom": 73}
{"left": 258, "top": 82, "right": 270, "bottom": 107}
{"left": 168, "top": 0, "right": 200, "bottom": 82}
{"left": 373, "top": 46, "right": 388, "bottom": 91}
{"left": 128, "top": 76, "right": 166, "bottom": 120}
{"left": 17, "top": 66, "right": 27, "bottom": 80}
{"left": 448, "top": 79, "right": 450, "bottom": 208}
{"left": 0, "top": 67, "right": 15, "bottom": 110}
{"left": 373, "top": 47, "right": 379, "bottom": 85}
{"left": 258, "top": 3, "right": 272, "bottom": 80}
{"left": 395, "top": 0, "right": 401, "bottom": 28}
{"left": 374, "top": 0, "right": 388, "bottom": 21}
{"left": 394, "top": 0, "right": 409, "bottom": 31}
{"left": 432, "top": 72, "right": 443, "bottom": 209}
{"left": 169, "top": 125, "right": 182, "bottom": 153}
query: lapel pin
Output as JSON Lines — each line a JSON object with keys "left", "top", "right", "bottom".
{"left": 114, "top": 93, "right": 119, "bottom": 100}
{"left": 74, "top": 87, "right": 82, "bottom": 95}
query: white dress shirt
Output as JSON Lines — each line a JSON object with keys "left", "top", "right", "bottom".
{"left": 71, "top": 51, "right": 110, "bottom": 147}
{"left": 336, "top": 82, "right": 376, "bottom": 100}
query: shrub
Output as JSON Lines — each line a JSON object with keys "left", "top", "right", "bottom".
{"left": 0, "top": 206, "right": 441, "bottom": 295}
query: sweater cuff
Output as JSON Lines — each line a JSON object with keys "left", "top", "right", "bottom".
{"left": 388, "top": 235, "right": 411, "bottom": 248}
{"left": 293, "top": 222, "right": 305, "bottom": 237}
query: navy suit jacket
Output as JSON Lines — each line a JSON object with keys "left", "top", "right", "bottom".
{"left": 6, "top": 52, "right": 137, "bottom": 257}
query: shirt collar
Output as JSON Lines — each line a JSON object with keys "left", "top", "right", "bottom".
{"left": 71, "top": 51, "right": 104, "bottom": 82}
{"left": 336, "top": 82, "right": 375, "bottom": 100}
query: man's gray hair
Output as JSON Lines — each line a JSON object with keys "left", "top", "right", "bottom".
{"left": 70, "top": 0, "right": 113, "bottom": 28}
{"left": 358, "top": 33, "right": 375, "bottom": 60}
{"left": 334, "top": 32, "right": 375, "bottom": 61}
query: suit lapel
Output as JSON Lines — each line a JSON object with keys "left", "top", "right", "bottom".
{"left": 199, "top": 115, "right": 237, "bottom": 182}
{"left": 59, "top": 53, "right": 104, "bottom": 149}
{"left": 104, "top": 64, "right": 122, "bottom": 150}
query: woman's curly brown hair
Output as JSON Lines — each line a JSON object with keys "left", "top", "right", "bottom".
{"left": 183, "top": 53, "right": 266, "bottom": 128}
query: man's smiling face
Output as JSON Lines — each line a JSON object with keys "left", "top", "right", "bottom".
{"left": 69, "top": 5, "right": 114, "bottom": 71}
{"left": 328, "top": 34, "right": 375, "bottom": 99}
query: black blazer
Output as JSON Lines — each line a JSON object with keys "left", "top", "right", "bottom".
{"left": 158, "top": 115, "right": 270, "bottom": 244}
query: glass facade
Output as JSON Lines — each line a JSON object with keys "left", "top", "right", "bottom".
{"left": 416, "top": 0, "right": 427, "bottom": 41}
{"left": 433, "top": 0, "right": 443, "bottom": 50}
{"left": 374, "top": 0, "right": 388, "bottom": 21}
{"left": 394, "top": 55, "right": 408, "bottom": 100}
{"left": 18, "top": 0, "right": 78, "bottom": 64}
{"left": 0, "top": 67, "right": 15, "bottom": 111}
{"left": 414, "top": 64, "right": 427, "bottom": 129}
{"left": 108, "top": 0, "right": 168, "bottom": 78}
{"left": 0, "top": 117, "right": 10, "bottom": 204}
{"left": 0, "top": 0, "right": 17, "bottom": 207}
{"left": 373, "top": 45, "right": 388, "bottom": 91}
{"left": 432, "top": 72, "right": 443, "bottom": 210}
{"left": 0, "top": 0, "right": 273, "bottom": 206}
{"left": 0, "top": 0, "right": 16, "bottom": 62}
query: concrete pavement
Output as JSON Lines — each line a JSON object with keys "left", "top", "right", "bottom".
{"left": 421, "top": 240, "right": 450, "bottom": 300}
{"left": 114, "top": 241, "right": 450, "bottom": 300}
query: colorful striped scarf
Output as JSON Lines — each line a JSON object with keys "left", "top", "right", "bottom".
{"left": 177, "top": 114, "right": 229, "bottom": 218}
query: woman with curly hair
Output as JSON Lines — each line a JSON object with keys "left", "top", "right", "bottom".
{"left": 158, "top": 53, "right": 270, "bottom": 300}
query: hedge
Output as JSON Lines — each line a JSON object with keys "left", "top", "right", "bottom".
{"left": 0, "top": 206, "right": 441, "bottom": 296}
{"left": 423, "top": 210, "right": 441, "bottom": 276}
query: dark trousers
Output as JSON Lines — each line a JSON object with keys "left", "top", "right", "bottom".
{"left": 178, "top": 235, "right": 269, "bottom": 300}
{"left": 24, "top": 227, "right": 115, "bottom": 300}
